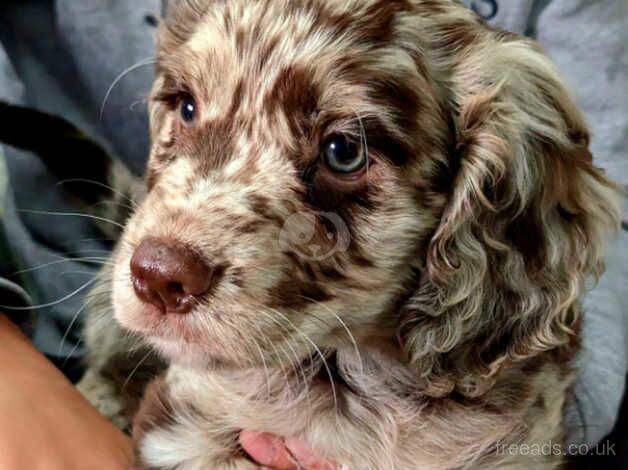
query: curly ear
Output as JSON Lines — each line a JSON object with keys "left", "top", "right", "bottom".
{"left": 401, "top": 14, "right": 621, "bottom": 398}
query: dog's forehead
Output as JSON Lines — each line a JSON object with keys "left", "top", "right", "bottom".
{"left": 171, "top": 0, "right": 413, "bottom": 107}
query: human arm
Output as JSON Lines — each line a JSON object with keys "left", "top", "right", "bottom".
{"left": 0, "top": 314, "right": 132, "bottom": 470}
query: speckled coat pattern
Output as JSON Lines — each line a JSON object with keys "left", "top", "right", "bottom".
{"left": 75, "top": 1, "right": 621, "bottom": 469}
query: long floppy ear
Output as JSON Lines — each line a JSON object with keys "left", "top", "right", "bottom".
{"left": 400, "top": 10, "right": 621, "bottom": 398}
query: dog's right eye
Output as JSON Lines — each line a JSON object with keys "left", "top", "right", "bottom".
{"left": 180, "top": 95, "right": 197, "bottom": 123}
{"left": 322, "top": 134, "right": 366, "bottom": 174}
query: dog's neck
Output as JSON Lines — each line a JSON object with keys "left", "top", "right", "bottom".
{"left": 292, "top": 336, "right": 429, "bottom": 403}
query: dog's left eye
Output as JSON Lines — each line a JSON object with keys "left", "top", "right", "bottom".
{"left": 322, "top": 134, "right": 366, "bottom": 174}
{"left": 180, "top": 95, "right": 197, "bottom": 123}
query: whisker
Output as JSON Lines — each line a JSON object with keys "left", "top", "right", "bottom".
{"left": 62, "top": 338, "right": 83, "bottom": 368}
{"left": 256, "top": 311, "right": 312, "bottom": 407}
{"left": 252, "top": 338, "right": 272, "bottom": 398}
{"left": 13, "top": 257, "right": 112, "bottom": 276}
{"left": 56, "top": 178, "right": 136, "bottom": 206}
{"left": 298, "top": 295, "right": 365, "bottom": 379}
{"left": 122, "top": 349, "right": 154, "bottom": 390}
{"left": 243, "top": 317, "right": 287, "bottom": 401}
{"left": 99, "top": 57, "right": 156, "bottom": 120}
{"left": 269, "top": 308, "right": 338, "bottom": 413}
{"left": 88, "top": 200, "right": 135, "bottom": 212}
{"left": 59, "top": 270, "right": 102, "bottom": 277}
{"left": 54, "top": 249, "right": 112, "bottom": 255}
{"left": 251, "top": 303, "right": 319, "bottom": 392}
{"left": 356, "top": 111, "right": 371, "bottom": 182}
{"left": 18, "top": 209, "right": 125, "bottom": 229}
{"left": 130, "top": 96, "right": 149, "bottom": 112}
{"left": 0, "top": 278, "right": 96, "bottom": 311}
{"left": 57, "top": 302, "right": 90, "bottom": 355}
{"left": 73, "top": 237, "right": 118, "bottom": 244}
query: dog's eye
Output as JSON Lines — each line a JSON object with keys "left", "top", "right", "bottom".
{"left": 322, "top": 135, "right": 365, "bottom": 174}
{"left": 180, "top": 95, "right": 197, "bottom": 123}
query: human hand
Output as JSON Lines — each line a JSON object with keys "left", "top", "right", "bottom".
{"left": 0, "top": 314, "right": 132, "bottom": 470}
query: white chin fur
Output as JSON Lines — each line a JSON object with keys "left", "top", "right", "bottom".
{"left": 149, "top": 337, "right": 224, "bottom": 368}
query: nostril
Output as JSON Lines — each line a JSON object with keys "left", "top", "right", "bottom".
{"left": 131, "top": 275, "right": 165, "bottom": 313}
{"left": 167, "top": 282, "right": 185, "bottom": 296}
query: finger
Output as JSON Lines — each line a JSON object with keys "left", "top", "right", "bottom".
{"left": 239, "top": 431, "right": 298, "bottom": 470}
{"left": 284, "top": 437, "right": 338, "bottom": 470}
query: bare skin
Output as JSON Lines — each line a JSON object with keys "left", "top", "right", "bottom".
{"left": 0, "top": 314, "right": 132, "bottom": 470}
{"left": 0, "top": 314, "right": 329, "bottom": 470}
{"left": 239, "top": 431, "right": 337, "bottom": 470}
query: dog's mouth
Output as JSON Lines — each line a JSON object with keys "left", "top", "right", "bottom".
{"left": 111, "top": 249, "right": 269, "bottom": 367}
{"left": 116, "top": 297, "right": 246, "bottom": 367}
{"left": 118, "top": 298, "right": 206, "bottom": 343}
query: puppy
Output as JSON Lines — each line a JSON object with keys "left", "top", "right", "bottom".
{"left": 78, "top": 0, "right": 621, "bottom": 468}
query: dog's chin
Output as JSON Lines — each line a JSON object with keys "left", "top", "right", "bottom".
{"left": 147, "top": 336, "right": 236, "bottom": 369}
{"left": 112, "top": 295, "right": 249, "bottom": 369}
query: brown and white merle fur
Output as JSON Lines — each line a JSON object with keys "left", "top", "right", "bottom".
{"left": 77, "top": 0, "right": 621, "bottom": 468}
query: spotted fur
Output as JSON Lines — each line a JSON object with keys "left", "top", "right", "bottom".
{"left": 79, "top": 1, "right": 620, "bottom": 468}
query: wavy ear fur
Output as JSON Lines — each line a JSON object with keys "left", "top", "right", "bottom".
{"left": 401, "top": 9, "right": 621, "bottom": 398}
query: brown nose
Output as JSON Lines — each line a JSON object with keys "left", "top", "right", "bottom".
{"left": 130, "top": 238, "right": 214, "bottom": 314}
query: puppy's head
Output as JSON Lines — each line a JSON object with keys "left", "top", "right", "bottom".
{"left": 112, "top": 0, "right": 620, "bottom": 390}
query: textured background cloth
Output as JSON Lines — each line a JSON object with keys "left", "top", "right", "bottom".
{"left": 0, "top": 0, "right": 159, "bottom": 358}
